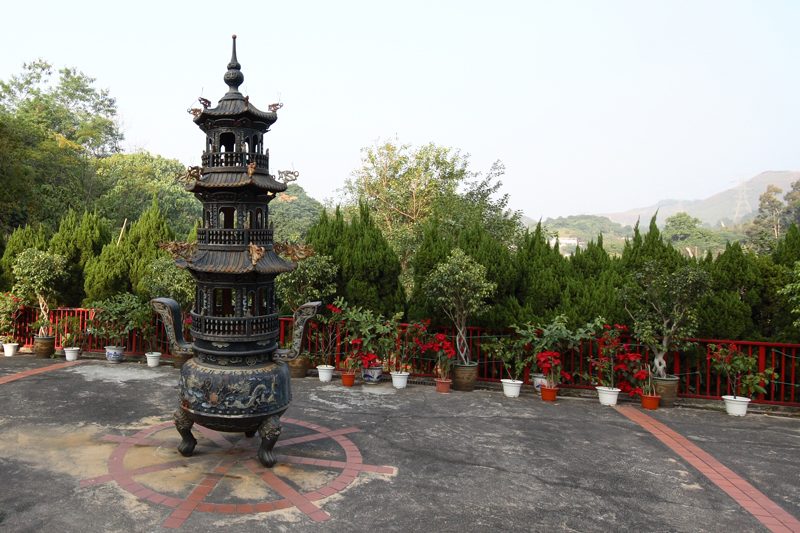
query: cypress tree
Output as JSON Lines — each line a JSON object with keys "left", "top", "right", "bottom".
{"left": 456, "top": 220, "right": 516, "bottom": 329}
{"left": 306, "top": 204, "right": 404, "bottom": 316}
{"left": 407, "top": 217, "right": 453, "bottom": 323}
{"left": 84, "top": 197, "right": 173, "bottom": 303}
{"left": 513, "top": 223, "right": 569, "bottom": 324}
{"left": 49, "top": 210, "right": 111, "bottom": 306}
{"left": 773, "top": 222, "right": 800, "bottom": 267}
{"left": 697, "top": 242, "right": 761, "bottom": 340}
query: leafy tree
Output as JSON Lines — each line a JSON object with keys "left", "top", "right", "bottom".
{"left": 275, "top": 254, "right": 338, "bottom": 315}
{"left": 662, "top": 212, "right": 703, "bottom": 243}
{"left": 620, "top": 261, "right": 711, "bottom": 378}
{"left": 94, "top": 152, "right": 199, "bottom": 238}
{"left": 543, "top": 215, "right": 633, "bottom": 241}
{"left": 0, "top": 225, "right": 50, "bottom": 290}
{"left": 12, "top": 248, "right": 67, "bottom": 335}
{"left": 746, "top": 184, "right": 784, "bottom": 253}
{"left": 0, "top": 60, "right": 121, "bottom": 157}
{"left": 423, "top": 248, "right": 496, "bottom": 365}
{"left": 270, "top": 183, "right": 324, "bottom": 245}
{"left": 407, "top": 216, "right": 455, "bottom": 323}
{"left": 342, "top": 139, "right": 470, "bottom": 275}
{"left": 137, "top": 256, "right": 195, "bottom": 316}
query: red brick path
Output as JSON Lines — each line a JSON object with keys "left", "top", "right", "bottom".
{"left": 618, "top": 406, "right": 800, "bottom": 533}
{"left": 0, "top": 360, "right": 86, "bottom": 385}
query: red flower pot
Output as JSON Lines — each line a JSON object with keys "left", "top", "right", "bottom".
{"left": 641, "top": 394, "right": 661, "bottom": 410}
{"left": 540, "top": 385, "right": 558, "bottom": 402}
{"left": 435, "top": 378, "right": 452, "bottom": 393}
{"left": 342, "top": 372, "right": 356, "bottom": 387}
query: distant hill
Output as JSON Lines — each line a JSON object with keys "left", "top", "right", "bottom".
{"left": 598, "top": 171, "right": 800, "bottom": 227}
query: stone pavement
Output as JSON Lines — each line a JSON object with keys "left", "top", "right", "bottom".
{"left": 0, "top": 355, "right": 798, "bottom": 532}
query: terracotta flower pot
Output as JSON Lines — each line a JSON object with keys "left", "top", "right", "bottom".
{"left": 435, "top": 378, "right": 452, "bottom": 393}
{"left": 641, "top": 394, "right": 661, "bottom": 410}
{"left": 342, "top": 372, "right": 356, "bottom": 387}
{"left": 540, "top": 385, "right": 558, "bottom": 402}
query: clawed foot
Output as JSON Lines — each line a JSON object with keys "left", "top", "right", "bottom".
{"left": 257, "top": 415, "right": 282, "bottom": 468}
{"left": 173, "top": 408, "right": 196, "bottom": 457}
{"left": 178, "top": 432, "right": 197, "bottom": 457}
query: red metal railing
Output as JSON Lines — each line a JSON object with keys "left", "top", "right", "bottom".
{"left": 10, "top": 308, "right": 799, "bottom": 406}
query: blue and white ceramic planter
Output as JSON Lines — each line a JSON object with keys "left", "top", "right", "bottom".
{"left": 362, "top": 367, "right": 383, "bottom": 384}
{"left": 105, "top": 345, "right": 125, "bottom": 364}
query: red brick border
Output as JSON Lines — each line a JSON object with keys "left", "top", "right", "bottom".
{"left": 0, "top": 360, "right": 87, "bottom": 385}
{"left": 618, "top": 406, "right": 800, "bottom": 533}
{"left": 79, "top": 418, "right": 396, "bottom": 529}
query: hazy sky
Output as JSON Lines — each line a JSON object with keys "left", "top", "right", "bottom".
{"left": 2, "top": 1, "right": 799, "bottom": 221}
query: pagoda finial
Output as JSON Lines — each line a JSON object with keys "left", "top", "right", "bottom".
{"left": 223, "top": 34, "right": 244, "bottom": 96}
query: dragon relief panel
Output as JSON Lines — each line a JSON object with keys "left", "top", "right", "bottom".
{"left": 179, "top": 368, "right": 289, "bottom": 416}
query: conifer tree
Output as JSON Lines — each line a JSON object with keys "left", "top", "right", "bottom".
{"left": 49, "top": 210, "right": 111, "bottom": 306}
{"left": 407, "top": 217, "right": 454, "bottom": 323}
{"left": 306, "top": 204, "right": 404, "bottom": 316}
{"left": 513, "top": 223, "right": 569, "bottom": 324}
{"left": 772, "top": 222, "right": 800, "bottom": 267}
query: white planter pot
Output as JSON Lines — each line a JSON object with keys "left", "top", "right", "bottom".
{"left": 501, "top": 379, "right": 523, "bottom": 398}
{"left": 596, "top": 386, "right": 622, "bottom": 406}
{"left": 64, "top": 347, "right": 80, "bottom": 361}
{"left": 317, "top": 365, "right": 335, "bottom": 382}
{"left": 145, "top": 352, "right": 162, "bottom": 368}
{"left": 722, "top": 395, "right": 751, "bottom": 416}
{"left": 531, "top": 373, "right": 547, "bottom": 394}
{"left": 105, "top": 345, "right": 125, "bottom": 364}
{"left": 390, "top": 371, "right": 410, "bottom": 389}
{"left": 3, "top": 343, "right": 19, "bottom": 357}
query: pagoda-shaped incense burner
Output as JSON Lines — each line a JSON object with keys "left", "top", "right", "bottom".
{"left": 152, "top": 36, "right": 305, "bottom": 468}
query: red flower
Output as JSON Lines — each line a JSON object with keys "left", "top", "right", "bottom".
{"left": 326, "top": 304, "right": 342, "bottom": 314}
{"left": 185, "top": 316, "right": 192, "bottom": 324}
{"left": 562, "top": 372, "right": 572, "bottom": 382}
{"left": 633, "top": 370, "right": 648, "bottom": 380}
{"left": 435, "top": 333, "right": 446, "bottom": 343}
{"left": 604, "top": 325, "right": 611, "bottom": 330}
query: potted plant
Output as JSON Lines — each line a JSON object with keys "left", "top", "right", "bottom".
{"left": 708, "top": 343, "right": 777, "bottom": 416}
{"left": 483, "top": 332, "right": 532, "bottom": 398}
{"left": 12, "top": 249, "right": 67, "bottom": 358}
{"left": 620, "top": 261, "right": 711, "bottom": 407}
{"left": 584, "top": 323, "right": 643, "bottom": 406}
{"left": 423, "top": 248, "right": 496, "bottom": 392}
{"left": 60, "top": 316, "right": 84, "bottom": 362}
{"left": 340, "top": 351, "right": 362, "bottom": 387}
{"left": 0, "top": 292, "right": 23, "bottom": 357}
{"left": 387, "top": 320, "right": 430, "bottom": 389}
{"left": 133, "top": 302, "right": 162, "bottom": 367}
{"left": 638, "top": 364, "right": 660, "bottom": 410}
{"left": 431, "top": 333, "right": 457, "bottom": 393}
{"left": 310, "top": 303, "right": 343, "bottom": 382}
{"left": 336, "top": 298, "right": 403, "bottom": 385}
{"left": 90, "top": 294, "right": 141, "bottom": 363}
{"left": 527, "top": 315, "right": 602, "bottom": 400}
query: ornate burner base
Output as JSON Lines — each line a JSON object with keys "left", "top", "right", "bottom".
{"left": 174, "top": 358, "right": 292, "bottom": 468}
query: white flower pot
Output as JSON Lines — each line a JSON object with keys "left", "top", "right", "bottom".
{"left": 531, "top": 373, "right": 547, "bottom": 394}
{"left": 596, "top": 386, "right": 622, "bottom": 406}
{"left": 390, "top": 371, "right": 410, "bottom": 389}
{"left": 317, "top": 365, "right": 335, "bottom": 382}
{"left": 501, "top": 379, "right": 523, "bottom": 398}
{"left": 64, "top": 347, "right": 80, "bottom": 361}
{"left": 722, "top": 395, "right": 751, "bottom": 416}
{"left": 105, "top": 345, "right": 125, "bottom": 364}
{"left": 145, "top": 352, "right": 162, "bottom": 368}
{"left": 3, "top": 343, "right": 19, "bottom": 357}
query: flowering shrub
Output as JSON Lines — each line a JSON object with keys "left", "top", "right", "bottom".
{"left": 708, "top": 343, "right": 777, "bottom": 399}
{"left": 536, "top": 351, "right": 570, "bottom": 387}
{"left": 415, "top": 333, "right": 456, "bottom": 380}
{"left": 0, "top": 292, "right": 23, "bottom": 341}
{"left": 585, "top": 324, "right": 646, "bottom": 395}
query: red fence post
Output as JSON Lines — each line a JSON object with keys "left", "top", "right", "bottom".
{"left": 758, "top": 345, "right": 766, "bottom": 402}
